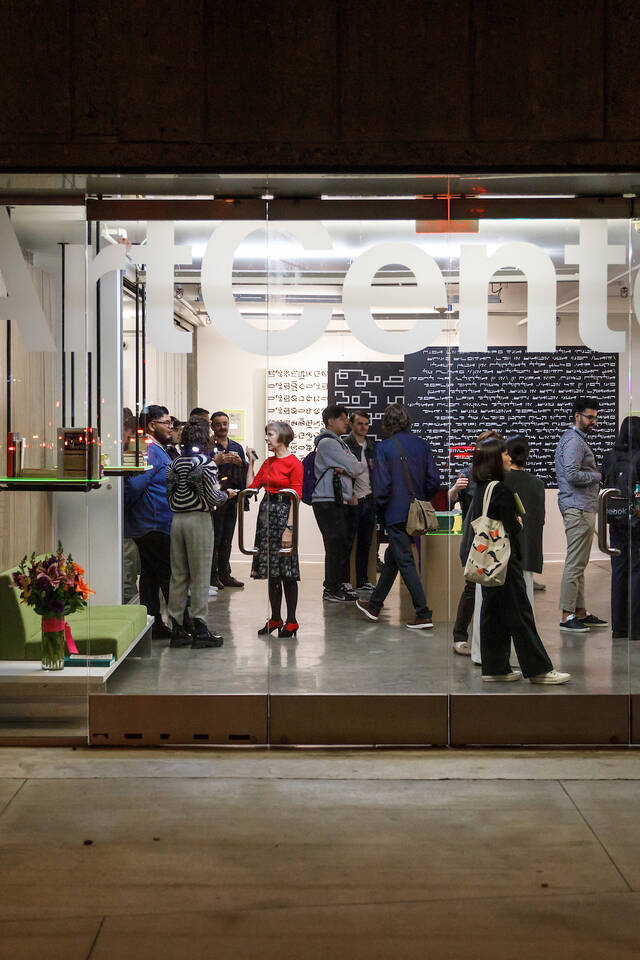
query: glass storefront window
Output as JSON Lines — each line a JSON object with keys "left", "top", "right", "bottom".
{"left": 0, "top": 176, "right": 637, "bottom": 746}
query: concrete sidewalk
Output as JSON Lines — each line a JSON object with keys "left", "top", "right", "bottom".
{"left": 1, "top": 748, "right": 640, "bottom": 958}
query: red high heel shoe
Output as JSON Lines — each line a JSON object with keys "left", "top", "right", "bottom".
{"left": 278, "top": 621, "right": 299, "bottom": 639}
{"left": 258, "top": 619, "right": 282, "bottom": 636}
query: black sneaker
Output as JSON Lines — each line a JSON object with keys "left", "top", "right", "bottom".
{"left": 190, "top": 617, "right": 224, "bottom": 648}
{"left": 559, "top": 617, "right": 589, "bottom": 633}
{"left": 221, "top": 576, "right": 244, "bottom": 588}
{"left": 152, "top": 617, "right": 172, "bottom": 640}
{"left": 169, "top": 617, "right": 192, "bottom": 648}
{"left": 578, "top": 613, "right": 608, "bottom": 629}
{"left": 322, "top": 588, "right": 354, "bottom": 603}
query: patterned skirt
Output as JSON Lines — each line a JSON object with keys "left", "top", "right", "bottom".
{"left": 250, "top": 496, "right": 300, "bottom": 581}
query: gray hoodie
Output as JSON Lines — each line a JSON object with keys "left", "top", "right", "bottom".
{"left": 312, "top": 428, "right": 366, "bottom": 503}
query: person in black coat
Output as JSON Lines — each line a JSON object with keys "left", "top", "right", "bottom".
{"left": 467, "top": 437, "right": 570, "bottom": 684}
{"left": 601, "top": 416, "right": 640, "bottom": 640}
{"left": 505, "top": 435, "right": 546, "bottom": 606}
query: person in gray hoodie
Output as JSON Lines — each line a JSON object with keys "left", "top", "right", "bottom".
{"left": 312, "top": 404, "right": 367, "bottom": 602}
{"left": 554, "top": 395, "right": 607, "bottom": 634}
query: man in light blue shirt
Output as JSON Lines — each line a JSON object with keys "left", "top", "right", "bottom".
{"left": 554, "top": 396, "right": 607, "bottom": 634}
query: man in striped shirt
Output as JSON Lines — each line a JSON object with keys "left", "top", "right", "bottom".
{"left": 166, "top": 419, "right": 231, "bottom": 648}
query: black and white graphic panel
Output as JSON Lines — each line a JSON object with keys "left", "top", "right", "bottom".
{"left": 404, "top": 346, "right": 618, "bottom": 488}
{"left": 328, "top": 361, "right": 404, "bottom": 440}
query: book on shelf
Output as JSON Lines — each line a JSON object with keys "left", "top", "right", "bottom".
{"left": 64, "top": 654, "right": 115, "bottom": 667}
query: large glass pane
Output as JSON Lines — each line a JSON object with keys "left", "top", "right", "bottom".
{"left": 263, "top": 215, "right": 451, "bottom": 710}
{"left": 446, "top": 216, "right": 630, "bottom": 726}
{"left": 98, "top": 213, "right": 272, "bottom": 722}
{"left": 0, "top": 203, "right": 91, "bottom": 740}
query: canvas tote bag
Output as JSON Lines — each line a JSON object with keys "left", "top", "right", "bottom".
{"left": 391, "top": 436, "right": 438, "bottom": 535}
{"left": 463, "top": 480, "right": 511, "bottom": 586}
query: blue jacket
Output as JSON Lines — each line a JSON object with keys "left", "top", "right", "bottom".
{"left": 124, "top": 440, "right": 173, "bottom": 538}
{"left": 554, "top": 426, "right": 600, "bottom": 514}
{"left": 373, "top": 430, "right": 441, "bottom": 527}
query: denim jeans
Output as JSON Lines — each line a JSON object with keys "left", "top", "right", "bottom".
{"left": 369, "top": 523, "right": 430, "bottom": 619}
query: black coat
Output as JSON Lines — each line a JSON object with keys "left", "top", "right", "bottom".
{"left": 505, "top": 469, "right": 545, "bottom": 573}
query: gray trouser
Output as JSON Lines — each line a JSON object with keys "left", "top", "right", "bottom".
{"left": 122, "top": 537, "right": 140, "bottom": 603}
{"left": 559, "top": 508, "right": 596, "bottom": 612}
{"left": 168, "top": 512, "right": 214, "bottom": 623}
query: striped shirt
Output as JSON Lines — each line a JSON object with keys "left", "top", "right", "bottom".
{"left": 166, "top": 454, "right": 228, "bottom": 513}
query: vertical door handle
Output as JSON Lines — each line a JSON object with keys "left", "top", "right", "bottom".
{"left": 277, "top": 489, "right": 300, "bottom": 555}
{"left": 597, "top": 488, "right": 622, "bottom": 557}
{"left": 236, "top": 488, "right": 259, "bottom": 555}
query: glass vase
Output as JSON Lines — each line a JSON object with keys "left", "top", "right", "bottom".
{"left": 41, "top": 624, "right": 66, "bottom": 671}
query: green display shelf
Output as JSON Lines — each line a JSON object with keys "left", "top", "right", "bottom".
{"left": 0, "top": 476, "right": 106, "bottom": 492}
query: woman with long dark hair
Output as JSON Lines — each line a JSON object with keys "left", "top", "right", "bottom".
{"left": 250, "top": 421, "right": 303, "bottom": 638}
{"left": 601, "top": 416, "right": 640, "bottom": 640}
{"left": 468, "top": 436, "right": 570, "bottom": 683}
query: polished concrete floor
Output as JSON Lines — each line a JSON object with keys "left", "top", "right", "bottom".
{"left": 1, "top": 747, "right": 640, "bottom": 958}
{"left": 107, "top": 557, "right": 633, "bottom": 696}
{"left": 1, "top": 557, "right": 637, "bottom": 741}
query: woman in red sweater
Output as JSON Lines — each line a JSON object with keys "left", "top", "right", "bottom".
{"left": 250, "top": 421, "right": 304, "bottom": 638}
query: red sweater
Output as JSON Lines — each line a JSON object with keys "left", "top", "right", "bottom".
{"left": 250, "top": 454, "right": 303, "bottom": 497}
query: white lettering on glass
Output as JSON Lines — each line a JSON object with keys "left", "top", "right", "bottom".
{"left": 459, "top": 242, "right": 557, "bottom": 353}
{"left": 64, "top": 243, "right": 127, "bottom": 353}
{"left": 565, "top": 221, "right": 627, "bottom": 352}
{"left": 342, "top": 242, "right": 447, "bottom": 354}
{"left": 201, "top": 221, "right": 333, "bottom": 355}
{"left": 0, "top": 206, "right": 55, "bottom": 351}
{"left": 130, "top": 222, "right": 192, "bottom": 352}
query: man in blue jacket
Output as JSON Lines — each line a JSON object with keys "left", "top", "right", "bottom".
{"left": 124, "top": 405, "right": 174, "bottom": 638}
{"left": 356, "top": 403, "right": 440, "bottom": 629}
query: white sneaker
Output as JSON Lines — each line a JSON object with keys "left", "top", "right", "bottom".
{"left": 482, "top": 669, "right": 522, "bottom": 682}
{"left": 208, "top": 586, "right": 218, "bottom": 597}
{"left": 530, "top": 670, "right": 571, "bottom": 684}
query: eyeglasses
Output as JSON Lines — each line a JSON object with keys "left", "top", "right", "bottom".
{"left": 150, "top": 418, "right": 172, "bottom": 426}
{"left": 580, "top": 414, "right": 597, "bottom": 422}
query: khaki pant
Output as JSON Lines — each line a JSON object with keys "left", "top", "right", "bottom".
{"left": 559, "top": 508, "right": 596, "bottom": 612}
{"left": 168, "top": 512, "right": 214, "bottom": 623}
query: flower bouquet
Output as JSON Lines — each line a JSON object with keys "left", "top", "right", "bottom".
{"left": 12, "top": 543, "right": 94, "bottom": 670}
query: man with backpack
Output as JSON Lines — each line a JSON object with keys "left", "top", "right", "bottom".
{"left": 309, "top": 404, "right": 367, "bottom": 602}
{"left": 555, "top": 396, "right": 607, "bottom": 634}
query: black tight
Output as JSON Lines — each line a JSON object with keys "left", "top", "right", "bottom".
{"left": 268, "top": 579, "right": 298, "bottom": 623}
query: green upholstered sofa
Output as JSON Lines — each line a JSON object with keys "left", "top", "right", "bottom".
{"left": 0, "top": 566, "right": 150, "bottom": 662}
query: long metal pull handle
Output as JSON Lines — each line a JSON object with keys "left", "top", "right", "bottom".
{"left": 598, "top": 488, "right": 622, "bottom": 557}
{"left": 236, "top": 488, "right": 259, "bottom": 555}
{"left": 276, "top": 489, "right": 300, "bottom": 556}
